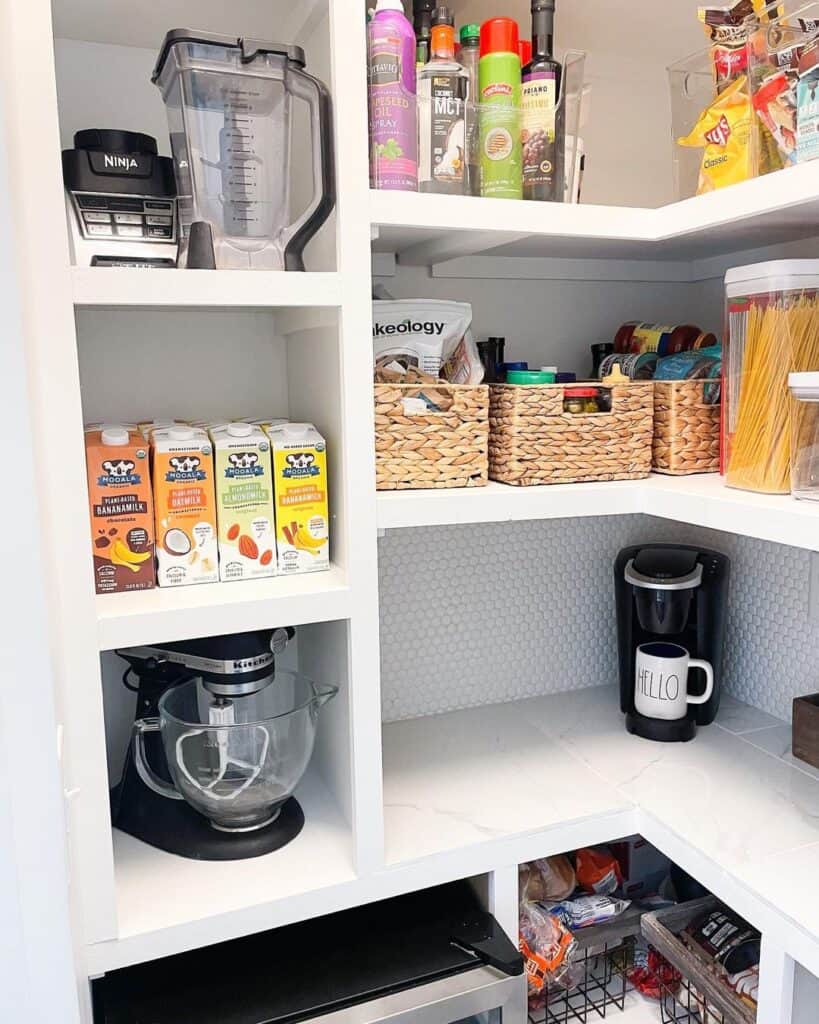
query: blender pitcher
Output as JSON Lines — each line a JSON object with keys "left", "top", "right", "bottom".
{"left": 152, "top": 31, "right": 335, "bottom": 270}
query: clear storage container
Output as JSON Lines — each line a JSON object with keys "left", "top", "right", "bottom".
{"left": 747, "top": 2, "right": 819, "bottom": 170}
{"left": 370, "top": 50, "right": 587, "bottom": 202}
{"left": 789, "top": 372, "right": 819, "bottom": 499}
{"left": 724, "top": 260, "right": 819, "bottom": 493}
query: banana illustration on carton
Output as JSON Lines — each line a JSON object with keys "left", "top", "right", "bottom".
{"left": 110, "top": 538, "right": 153, "bottom": 574}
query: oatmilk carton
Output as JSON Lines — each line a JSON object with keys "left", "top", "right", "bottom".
{"left": 211, "top": 423, "right": 276, "bottom": 581}
{"left": 151, "top": 426, "right": 218, "bottom": 587}
{"left": 267, "top": 423, "right": 329, "bottom": 575}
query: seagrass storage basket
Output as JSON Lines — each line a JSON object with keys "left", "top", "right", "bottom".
{"left": 374, "top": 383, "right": 489, "bottom": 490}
{"left": 488, "top": 381, "right": 653, "bottom": 486}
{"left": 652, "top": 379, "right": 720, "bottom": 475}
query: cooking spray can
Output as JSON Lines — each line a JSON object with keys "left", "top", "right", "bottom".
{"left": 478, "top": 18, "right": 522, "bottom": 200}
{"left": 368, "top": 0, "right": 418, "bottom": 190}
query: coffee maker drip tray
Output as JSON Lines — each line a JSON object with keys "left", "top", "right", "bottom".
{"left": 111, "top": 781, "right": 305, "bottom": 860}
{"left": 626, "top": 711, "right": 697, "bottom": 743}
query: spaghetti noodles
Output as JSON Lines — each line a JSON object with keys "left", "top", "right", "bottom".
{"left": 726, "top": 293, "right": 819, "bottom": 492}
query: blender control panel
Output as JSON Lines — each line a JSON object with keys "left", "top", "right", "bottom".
{"left": 72, "top": 192, "right": 177, "bottom": 243}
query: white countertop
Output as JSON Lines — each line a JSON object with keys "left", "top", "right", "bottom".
{"left": 383, "top": 686, "right": 819, "bottom": 959}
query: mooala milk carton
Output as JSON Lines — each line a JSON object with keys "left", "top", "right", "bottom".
{"left": 211, "top": 423, "right": 276, "bottom": 581}
{"left": 268, "top": 423, "right": 329, "bottom": 575}
{"left": 85, "top": 426, "right": 155, "bottom": 593}
{"left": 151, "top": 426, "right": 218, "bottom": 587}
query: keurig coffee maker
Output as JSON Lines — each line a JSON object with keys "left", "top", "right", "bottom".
{"left": 615, "top": 544, "right": 729, "bottom": 742}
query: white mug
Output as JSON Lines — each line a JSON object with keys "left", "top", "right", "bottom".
{"left": 634, "top": 642, "right": 714, "bottom": 721}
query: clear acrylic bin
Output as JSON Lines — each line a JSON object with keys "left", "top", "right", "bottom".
{"left": 747, "top": 2, "right": 819, "bottom": 169}
{"left": 789, "top": 372, "right": 819, "bottom": 500}
{"left": 369, "top": 50, "right": 586, "bottom": 202}
{"left": 668, "top": 46, "right": 758, "bottom": 200}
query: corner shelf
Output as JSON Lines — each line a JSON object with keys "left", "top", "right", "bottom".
{"left": 371, "top": 162, "right": 819, "bottom": 267}
{"left": 376, "top": 474, "right": 819, "bottom": 553}
{"left": 71, "top": 267, "right": 344, "bottom": 310}
{"left": 95, "top": 564, "right": 350, "bottom": 650}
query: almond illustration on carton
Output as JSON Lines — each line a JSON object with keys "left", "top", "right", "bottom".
{"left": 238, "top": 534, "right": 259, "bottom": 560}
{"left": 227, "top": 523, "right": 240, "bottom": 541}
{"left": 260, "top": 549, "right": 273, "bottom": 566}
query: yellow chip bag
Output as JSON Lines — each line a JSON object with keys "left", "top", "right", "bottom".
{"left": 677, "top": 75, "right": 754, "bottom": 192}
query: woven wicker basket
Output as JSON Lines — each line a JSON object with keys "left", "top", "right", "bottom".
{"left": 488, "top": 381, "right": 653, "bottom": 486}
{"left": 374, "top": 383, "right": 489, "bottom": 490}
{"left": 653, "top": 379, "right": 720, "bottom": 476}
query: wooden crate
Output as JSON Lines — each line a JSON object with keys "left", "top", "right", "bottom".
{"left": 488, "top": 381, "right": 653, "bottom": 486}
{"left": 642, "top": 896, "right": 757, "bottom": 1024}
{"left": 374, "top": 383, "right": 489, "bottom": 490}
{"left": 793, "top": 693, "right": 819, "bottom": 771}
{"left": 653, "top": 378, "right": 721, "bottom": 475}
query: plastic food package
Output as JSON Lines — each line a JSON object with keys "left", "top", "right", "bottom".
{"left": 519, "top": 901, "right": 580, "bottom": 995}
{"left": 544, "top": 894, "right": 631, "bottom": 929}
{"left": 575, "top": 846, "right": 623, "bottom": 895}
{"left": 682, "top": 906, "right": 761, "bottom": 976}
{"left": 519, "top": 856, "right": 576, "bottom": 903}
{"left": 699, "top": 0, "right": 777, "bottom": 91}
{"left": 628, "top": 946, "right": 682, "bottom": 1000}
{"left": 372, "top": 299, "right": 484, "bottom": 384}
{"left": 677, "top": 76, "right": 755, "bottom": 192}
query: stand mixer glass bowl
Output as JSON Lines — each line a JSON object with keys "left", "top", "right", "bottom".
{"left": 133, "top": 671, "right": 337, "bottom": 832}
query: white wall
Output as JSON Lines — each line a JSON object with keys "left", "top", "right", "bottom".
{"left": 379, "top": 515, "right": 819, "bottom": 725}
{"left": 375, "top": 266, "right": 723, "bottom": 376}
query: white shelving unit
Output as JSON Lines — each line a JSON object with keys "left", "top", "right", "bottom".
{"left": 3, "top": 0, "right": 819, "bottom": 1021}
{"left": 377, "top": 473, "right": 819, "bottom": 552}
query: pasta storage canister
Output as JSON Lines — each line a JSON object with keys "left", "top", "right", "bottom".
{"left": 788, "top": 372, "right": 819, "bottom": 500}
{"left": 724, "top": 260, "right": 819, "bottom": 493}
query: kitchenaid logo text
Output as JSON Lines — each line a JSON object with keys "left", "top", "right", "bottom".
{"left": 374, "top": 319, "right": 445, "bottom": 337}
{"left": 98, "top": 459, "right": 141, "bottom": 486}
{"left": 103, "top": 154, "right": 139, "bottom": 170}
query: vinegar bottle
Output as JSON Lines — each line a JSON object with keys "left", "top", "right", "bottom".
{"left": 521, "top": 0, "right": 564, "bottom": 202}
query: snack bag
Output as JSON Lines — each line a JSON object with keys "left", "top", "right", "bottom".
{"left": 575, "top": 846, "right": 622, "bottom": 895}
{"left": 699, "top": 1, "right": 780, "bottom": 91}
{"left": 544, "top": 895, "right": 631, "bottom": 929}
{"left": 677, "top": 76, "right": 755, "bottom": 192}
{"left": 519, "top": 902, "right": 579, "bottom": 995}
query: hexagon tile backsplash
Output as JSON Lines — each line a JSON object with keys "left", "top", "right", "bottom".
{"left": 377, "top": 515, "right": 819, "bottom": 723}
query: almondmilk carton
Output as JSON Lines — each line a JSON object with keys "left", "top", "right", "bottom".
{"left": 211, "top": 423, "right": 276, "bottom": 581}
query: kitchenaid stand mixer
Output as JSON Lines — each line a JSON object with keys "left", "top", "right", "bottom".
{"left": 112, "top": 627, "right": 336, "bottom": 860}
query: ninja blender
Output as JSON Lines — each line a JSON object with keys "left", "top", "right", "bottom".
{"left": 112, "top": 627, "right": 338, "bottom": 860}
{"left": 151, "top": 30, "right": 335, "bottom": 270}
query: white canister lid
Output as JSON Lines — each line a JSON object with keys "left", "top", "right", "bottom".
{"left": 789, "top": 372, "right": 819, "bottom": 401}
{"left": 227, "top": 422, "right": 253, "bottom": 437}
{"left": 168, "top": 425, "right": 195, "bottom": 441}
{"left": 725, "top": 260, "right": 819, "bottom": 298}
{"left": 101, "top": 426, "right": 129, "bottom": 446}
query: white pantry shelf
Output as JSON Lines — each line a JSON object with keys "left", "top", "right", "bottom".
{"left": 86, "top": 769, "right": 355, "bottom": 974}
{"left": 377, "top": 473, "right": 819, "bottom": 552}
{"left": 51, "top": 0, "right": 326, "bottom": 49}
{"left": 95, "top": 563, "right": 350, "bottom": 650}
{"left": 71, "top": 267, "right": 343, "bottom": 310}
{"left": 371, "top": 161, "right": 819, "bottom": 266}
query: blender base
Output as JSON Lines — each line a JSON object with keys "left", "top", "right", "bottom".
{"left": 111, "top": 782, "right": 305, "bottom": 860}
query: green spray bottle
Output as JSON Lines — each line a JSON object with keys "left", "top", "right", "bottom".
{"left": 478, "top": 18, "right": 522, "bottom": 200}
